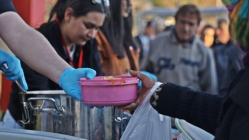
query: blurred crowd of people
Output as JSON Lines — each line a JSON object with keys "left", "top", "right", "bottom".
{"left": 137, "top": 8, "right": 245, "bottom": 96}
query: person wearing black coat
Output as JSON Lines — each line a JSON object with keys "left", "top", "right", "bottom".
{"left": 122, "top": 69, "right": 249, "bottom": 139}
{"left": 212, "top": 40, "right": 245, "bottom": 96}
{"left": 212, "top": 19, "right": 245, "bottom": 96}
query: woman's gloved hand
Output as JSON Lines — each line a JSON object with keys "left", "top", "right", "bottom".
{"left": 0, "top": 50, "right": 28, "bottom": 90}
{"left": 138, "top": 71, "right": 157, "bottom": 88}
{"left": 59, "top": 67, "right": 96, "bottom": 106}
{"left": 59, "top": 67, "right": 96, "bottom": 101}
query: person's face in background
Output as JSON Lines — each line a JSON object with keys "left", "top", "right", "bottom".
{"left": 122, "top": 0, "right": 132, "bottom": 18}
{"left": 175, "top": 14, "right": 199, "bottom": 42}
{"left": 203, "top": 27, "right": 215, "bottom": 47}
{"left": 63, "top": 8, "right": 105, "bottom": 46}
{"left": 143, "top": 26, "right": 156, "bottom": 40}
{"left": 216, "top": 23, "right": 230, "bottom": 44}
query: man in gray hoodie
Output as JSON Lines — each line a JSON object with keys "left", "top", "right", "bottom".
{"left": 141, "top": 4, "right": 217, "bottom": 94}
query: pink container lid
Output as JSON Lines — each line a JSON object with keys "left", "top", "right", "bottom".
{"left": 79, "top": 76, "right": 139, "bottom": 86}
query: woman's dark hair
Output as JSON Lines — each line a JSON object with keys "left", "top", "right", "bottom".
{"left": 54, "top": 0, "right": 106, "bottom": 22}
{"left": 100, "top": 0, "right": 124, "bottom": 58}
{"left": 123, "top": 11, "right": 139, "bottom": 70}
{"left": 48, "top": 0, "right": 66, "bottom": 22}
{"left": 200, "top": 24, "right": 215, "bottom": 41}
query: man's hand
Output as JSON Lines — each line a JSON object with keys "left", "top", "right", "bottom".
{"left": 118, "top": 70, "right": 156, "bottom": 111}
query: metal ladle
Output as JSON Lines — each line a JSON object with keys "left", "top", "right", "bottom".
{"left": 3, "top": 63, "right": 30, "bottom": 124}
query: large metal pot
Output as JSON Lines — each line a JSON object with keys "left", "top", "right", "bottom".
{"left": 19, "top": 90, "right": 130, "bottom": 140}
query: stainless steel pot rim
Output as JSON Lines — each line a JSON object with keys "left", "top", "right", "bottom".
{"left": 19, "top": 90, "right": 66, "bottom": 95}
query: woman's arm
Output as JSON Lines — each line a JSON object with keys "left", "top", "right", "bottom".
{"left": 154, "top": 83, "right": 223, "bottom": 135}
{"left": 0, "top": 12, "right": 70, "bottom": 83}
{"left": 120, "top": 71, "right": 223, "bottom": 135}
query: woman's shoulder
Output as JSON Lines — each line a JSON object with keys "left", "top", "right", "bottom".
{"left": 95, "top": 30, "right": 115, "bottom": 56}
{"left": 95, "top": 30, "right": 108, "bottom": 46}
{"left": 37, "top": 21, "right": 58, "bottom": 34}
{"left": 36, "top": 21, "right": 61, "bottom": 44}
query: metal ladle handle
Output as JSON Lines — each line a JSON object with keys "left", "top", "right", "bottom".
{"left": 2, "top": 63, "right": 30, "bottom": 124}
{"left": 20, "top": 102, "right": 30, "bottom": 124}
{"left": 3, "top": 63, "right": 26, "bottom": 93}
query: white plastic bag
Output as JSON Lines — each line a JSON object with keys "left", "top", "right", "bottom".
{"left": 121, "top": 82, "right": 172, "bottom": 140}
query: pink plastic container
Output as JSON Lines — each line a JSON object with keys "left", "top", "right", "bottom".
{"left": 79, "top": 76, "right": 139, "bottom": 106}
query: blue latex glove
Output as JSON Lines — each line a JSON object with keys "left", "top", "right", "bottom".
{"left": 59, "top": 67, "right": 96, "bottom": 108}
{"left": 0, "top": 50, "right": 28, "bottom": 90}
{"left": 138, "top": 71, "right": 157, "bottom": 88}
